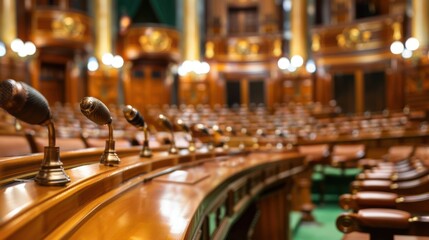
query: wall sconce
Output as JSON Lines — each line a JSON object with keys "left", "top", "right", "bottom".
{"left": 0, "top": 38, "right": 37, "bottom": 60}
{"left": 305, "top": 60, "right": 316, "bottom": 73}
{"left": 87, "top": 56, "right": 99, "bottom": 72}
{"left": 278, "top": 55, "right": 316, "bottom": 74}
{"left": 390, "top": 37, "right": 419, "bottom": 59}
{"left": 178, "top": 60, "right": 210, "bottom": 78}
{"left": 87, "top": 53, "right": 124, "bottom": 71}
{"left": 0, "top": 41, "right": 6, "bottom": 57}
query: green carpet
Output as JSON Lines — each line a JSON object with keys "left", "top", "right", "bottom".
{"left": 291, "top": 164, "right": 361, "bottom": 240}
{"left": 293, "top": 204, "right": 344, "bottom": 240}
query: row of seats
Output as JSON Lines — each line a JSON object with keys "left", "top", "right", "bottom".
{"left": 336, "top": 145, "right": 429, "bottom": 239}
{"left": 0, "top": 132, "right": 133, "bottom": 158}
{"left": 297, "top": 143, "right": 366, "bottom": 204}
{"left": 2, "top": 101, "right": 421, "bottom": 147}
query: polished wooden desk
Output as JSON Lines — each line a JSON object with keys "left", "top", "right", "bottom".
{"left": 0, "top": 146, "right": 144, "bottom": 186}
{"left": 0, "top": 148, "right": 304, "bottom": 240}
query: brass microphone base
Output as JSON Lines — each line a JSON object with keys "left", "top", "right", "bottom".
{"left": 34, "top": 147, "right": 70, "bottom": 186}
{"left": 188, "top": 141, "right": 196, "bottom": 153}
{"left": 140, "top": 140, "right": 152, "bottom": 158}
{"left": 168, "top": 144, "right": 179, "bottom": 155}
{"left": 101, "top": 140, "right": 120, "bottom": 166}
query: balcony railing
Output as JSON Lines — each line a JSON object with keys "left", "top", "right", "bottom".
{"left": 205, "top": 34, "right": 283, "bottom": 62}
{"left": 123, "top": 24, "right": 180, "bottom": 62}
{"left": 31, "top": 8, "right": 92, "bottom": 49}
{"left": 311, "top": 15, "right": 404, "bottom": 56}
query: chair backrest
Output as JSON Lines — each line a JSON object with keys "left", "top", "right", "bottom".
{"left": 0, "top": 134, "right": 33, "bottom": 157}
{"left": 297, "top": 144, "right": 330, "bottom": 158}
{"left": 34, "top": 137, "right": 87, "bottom": 152}
{"left": 85, "top": 138, "right": 131, "bottom": 148}
{"left": 332, "top": 144, "right": 365, "bottom": 158}
{"left": 385, "top": 145, "right": 414, "bottom": 161}
{"left": 413, "top": 145, "right": 429, "bottom": 160}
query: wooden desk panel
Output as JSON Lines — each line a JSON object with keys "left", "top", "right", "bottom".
{"left": 0, "top": 151, "right": 303, "bottom": 240}
{"left": 66, "top": 152, "right": 303, "bottom": 240}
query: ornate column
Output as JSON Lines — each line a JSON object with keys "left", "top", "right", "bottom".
{"left": 179, "top": 0, "right": 209, "bottom": 105}
{"left": 412, "top": 0, "right": 429, "bottom": 50}
{"left": 0, "top": 0, "right": 17, "bottom": 45}
{"left": 89, "top": 0, "right": 119, "bottom": 106}
{"left": 94, "top": 0, "right": 112, "bottom": 60}
{"left": 183, "top": 0, "right": 199, "bottom": 61}
{"left": 290, "top": 0, "right": 308, "bottom": 62}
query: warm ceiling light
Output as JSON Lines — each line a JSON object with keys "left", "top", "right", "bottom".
{"left": 101, "top": 53, "right": 114, "bottom": 66}
{"left": 402, "top": 49, "right": 412, "bottom": 59}
{"left": 277, "top": 57, "right": 290, "bottom": 70}
{"left": 405, "top": 37, "right": 419, "bottom": 51}
{"left": 291, "top": 55, "right": 304, "bottom": 68}
{"left": 87, "top": 57, "right": 99, "bottom": 71}
{"left": 305, "top": 60, "right": 316, "bottom": 73}
{"left": 0, "top": 42, "right": 6, "bottom": 57}
{"left": 10, "top": 38, "right": 24, "bottom": 53}
{"left": 390, "top": 41, "right": 404, "bottom": 54}
{"left": 112, "top": 55, "right": 124, "bottom": 68}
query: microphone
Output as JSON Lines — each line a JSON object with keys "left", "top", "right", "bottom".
{"left": 80, "top": 97, "right": 120, "bottom": 166}
{"left": 238, "top": 127, "right": 247, "bottom": 150}
{"left": 0, "top": 79, "right": 51, "bottom": 125}
{"left": 223, "top": 125, "right": 235, "bottom": 150}
{"left": 123, "top": 105, "right": 152, "bottom": 158}
{"left": 158, "top": 114, "right": 178, "bottom": 154}
{"left": 176, "top": 118, "right": 196, "bottom": 152}
{"left": 275, "top": 128, "right": 284, "bottom": 149}
{"left": 194, "top": 123, "right": 214, "bottom": 151}
{"left": 0, "top": 79, "right": 70, "bottom": 186}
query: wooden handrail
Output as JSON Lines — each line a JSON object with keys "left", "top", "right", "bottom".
{"left": 0, "top": 149, "right": 304, "bottom": 240}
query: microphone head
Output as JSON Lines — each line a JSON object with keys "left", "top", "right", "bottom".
{"left": 256, "top": 128, "right": 265, "bottom": 137}
{"left": 212, "top": 125, "right": 223, "bottom": 135}
{"left": 123, "top": 105, "right": 145, "bottom": 128}
{"left": 195, "top": 123, "right": 210, "bottom": 135}
{"left": 0, "top": 79, "right": 51, "bottom": 125}
{"left": 158, "top": 114, "right": 173, "bottom": 131}
{"left": 176, "top": 119, "right": 190, "bottom": 133}
{"left": 80, "top": 97, "right": 112, "bottom": 125}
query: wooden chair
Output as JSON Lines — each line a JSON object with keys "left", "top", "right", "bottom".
{"left": 297, "top": 144, "right": 330, "bottom": 204}
{"left": 0, "top": 133, "right": 33, "bottom": 157}
{"left": 331, "top": 144, "right": 366, "bottom": 169}
{"left": 330, "top": 144, "right": 366, "bottom": 194}
{"left": 85, "top": 137, "right": 132, "bottom": 148}
{"left": 33, "top": 136, "right": 87, "bottom": 152}
{"left": 337, "top": 208, "right": 429, "bottom": 240}
{"left": 359, "top": 145, "right": 415, "bottom": 170}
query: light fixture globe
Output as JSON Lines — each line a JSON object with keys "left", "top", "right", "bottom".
{"left": 405, "top": 37, "right": 419, "bottom": 51}
{"left": 390, "top": 41, "right": 404, "bottom": 54}
{"left": 277, "top": 57, "right": 290, "bottom": 70}
{"left": 291, "top": 55, "right": 304, "bottom": 68}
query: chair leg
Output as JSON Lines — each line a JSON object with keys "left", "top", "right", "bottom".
{"left": 319, "top": 175, "right": 325, "bottom": 205}
{"left": 369, "top": 231, "right": 394, "bottom": 240}
{"left": 341, "top": 165, "right": 347, "bottom": 194}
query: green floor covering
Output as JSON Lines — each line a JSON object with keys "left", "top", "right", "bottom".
{"left": 292, "top": 166, "right": 360, "bottom": 240}
{"left": 293, "top": 204, "right": 344, "bottom": 240}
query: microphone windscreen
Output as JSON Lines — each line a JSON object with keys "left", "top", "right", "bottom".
{"left": 158, "top": 114, "right": 173, "bottom": 130}
{"left": 196, "top": 124, "right": 209, "bottom": 135}
{"left": 80, "top": 97, "right": 112, "bottom": 125}
{"left": 176, "top": 119, "right": 190, "bottom": 132}
{"left": 0, "top": 79, "right": 51, "bottom": 125}
{"left": 123, "top": 105, "right": 145, "bottom": 128}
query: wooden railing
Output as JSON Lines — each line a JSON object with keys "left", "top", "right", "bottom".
{"left": 206, "top": 34, "right": 283, "bottom": 62}
{"left": 0, "top": 148, "right": 304, "bottom": 240}
{"left": 123, "top": 24, "right": 180, "bottom": 61}
{"left": 31, "top": 8, "right": 92, "bottom": 49}
{"left": 311, "top": 14, "right": 404, "bottom": 56}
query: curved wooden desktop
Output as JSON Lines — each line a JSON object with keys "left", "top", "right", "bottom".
{"left": 0, "top": 148, "right": 304, "bottom": 240}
